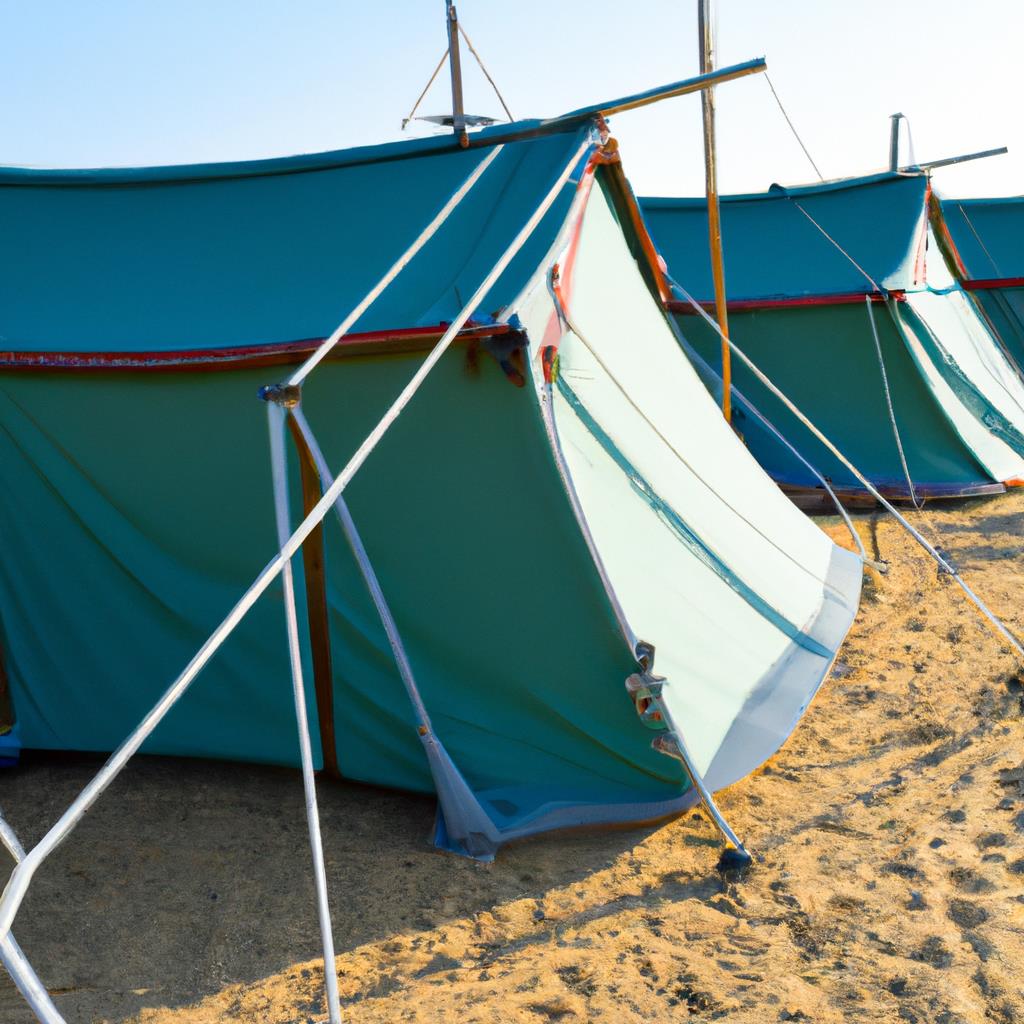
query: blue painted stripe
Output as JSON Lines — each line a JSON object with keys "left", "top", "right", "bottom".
{"left": 556, "top": 378, "right": 832, "bottom": 660}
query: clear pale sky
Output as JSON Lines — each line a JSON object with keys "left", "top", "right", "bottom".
{"left": 0, "top": 1, "right": 1019, "bottom": 199}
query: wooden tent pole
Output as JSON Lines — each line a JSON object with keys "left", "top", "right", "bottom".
{"left": 445, "top": 1, "right": 468, "bottom": 147}
{"left": 698, "top": 0, "right": 731, "bottom": 423}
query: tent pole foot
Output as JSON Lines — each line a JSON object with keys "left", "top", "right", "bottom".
{"left": 650, "top": 732, "right": 753, "bottom": 874}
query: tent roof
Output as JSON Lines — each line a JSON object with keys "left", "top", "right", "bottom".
{"left": 0, "top": 63, "right": 772, "bottom": 359}
{"left": 641, "top": 172, "right": 928, "bottom": 301}
{"left": 0, "top": 123, "right": 591, "bottom": 355}
{"left": 937, "top": 194, "right": 1024, "bottom": 280}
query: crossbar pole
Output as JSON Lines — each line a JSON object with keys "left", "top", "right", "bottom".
{"left": 903, "top": 146, "right": 1008, "bottom": 172}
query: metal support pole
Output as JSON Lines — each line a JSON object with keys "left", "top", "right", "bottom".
{"left": 889, "top": 112, "right": 904, "bottom": 172}
{"left": 445, "top": 1, "right": 468, "bottom": 146}
{"left": 267, "top": 401, "right": 342, "bottom": 1024}
{"left": 0, "top": 935, "right": 65, "bottom": 1024}
{"left": 698, "top": 0, "right": 732, "bottom": 424}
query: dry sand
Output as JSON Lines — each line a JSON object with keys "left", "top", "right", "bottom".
{"left": 1, "top": 490, "right": 1023, "bottom": 1024}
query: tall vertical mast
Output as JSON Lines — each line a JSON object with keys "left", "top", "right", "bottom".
{"left": 698, "top": 0, "right": 731, "bottom": 424}
{"left": 889, "top": 112, "right": 903, "bottom": 171}
{"left": 445, "top": 1, "right": 468, "bottom": 147}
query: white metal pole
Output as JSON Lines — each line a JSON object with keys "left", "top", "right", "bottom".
{"left": 288, "top": 144, "right": 504, "bottom": 387}
{"left": 0, "top": 935, "right": 65, "bottom": 1024}
{"left": 290, "top": 408, "right": 431, "bottom": 730}
{"left": 267, "top": 403, "right": 342, "bottom": 1024}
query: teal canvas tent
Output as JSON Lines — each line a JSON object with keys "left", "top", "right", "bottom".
{"left": 933, "top": 193, "right": 1024, "bottom": 377}
{"left": 641, "top": 173, "right": 1024, "bottom": 506}
{"left": 0, "top": 64, "right": 863, "bottom": 1023}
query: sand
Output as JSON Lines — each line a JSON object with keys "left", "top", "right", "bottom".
{"left": 1, "top": 490, "right": 1023, "bottom": 1023}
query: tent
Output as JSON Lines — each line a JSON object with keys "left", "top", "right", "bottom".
{"left": 0, "top": 76, "right": 862, "bottom": 873}
{"left": 932, "top": 193, "right": 1024, "bottom": 377}
{"left": 641, "top": 173, "right": 1024, "bottom": 507}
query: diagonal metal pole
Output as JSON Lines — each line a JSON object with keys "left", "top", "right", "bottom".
{"left": 288, "top": 144, "right": 504, "bottom": 387}
{"left": 0, "top": 934, "right": 64, "bottom": 1024}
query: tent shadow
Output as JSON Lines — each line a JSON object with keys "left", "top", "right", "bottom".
{"left": 0, "top": 751, "right": 711, "bottom": 1024}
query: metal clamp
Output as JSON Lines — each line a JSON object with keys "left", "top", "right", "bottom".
{"left": 258, "top": 383, "right": 302, "bottom": 408}
{"left": 625, "top": 671, "right": 667, "bottom": 730}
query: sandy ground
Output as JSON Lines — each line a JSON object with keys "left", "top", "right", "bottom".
{"left": 1, "top": 490, "right": 1023, "bottom": 1024}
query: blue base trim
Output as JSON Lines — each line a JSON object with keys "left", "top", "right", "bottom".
{"left": 0, "top": 724, "right": 21, "bottom": 767}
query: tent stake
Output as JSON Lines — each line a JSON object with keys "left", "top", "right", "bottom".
{"left": 698, "top": 0, "right": 732, "bottom": 424}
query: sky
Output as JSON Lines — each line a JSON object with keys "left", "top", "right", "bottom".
{"left": 0, "top": 0, "right": 1019, "bottom": 199}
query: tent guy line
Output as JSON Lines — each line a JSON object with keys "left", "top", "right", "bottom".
{"left": 866, "top": 296, "right": 921, "bottom": 508}
{"left": 671, "top": 274, "right": 1024, "bottom": 660}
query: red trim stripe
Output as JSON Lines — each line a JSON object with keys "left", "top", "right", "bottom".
{"left": 667, "top": 291, "right": 904, "bottom": 315}
{"left": 0, "top": 322, "right": 511, "bottom": 373}
{"left": 962, "top": 277, "right": 1024, "bottom": 292}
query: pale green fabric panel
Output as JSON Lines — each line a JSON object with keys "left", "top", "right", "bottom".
{"left": 518, "top": 175, "right": 861, "bottom": 783}
{"left": 894, "top": 299, "right": 1024, "bottom": 482}
{"left": 909, "top": 289, "right": 1024, "bottom": 441}
{"left": 549, "top": 385, "right": 798, "bottom": 776}
{"left": 564, "top": 181, "right": 858, "bottom": 644}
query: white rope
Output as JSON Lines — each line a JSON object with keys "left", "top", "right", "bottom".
{"left": 457, "top": 22, "right": 514, "bottom": 122}
{"left": 902, "top": 114, "right": 918, "bottom": 169}
{"left": 673, "top": 277, "right": 1024, "bottom": 659}
{"left": 268, "top": 405, "right": 342, "bottom": 1024}
{"left": 866, "top": 296, "right": 921, "bottom": 508}
{"left": 288, "top": 144, "right": 505, "bottom": 387}
{"left": 401, "top": 48, "right": 450, "bottom": 129}
{"left": 957, "top": 202, "right": 1004, "bottom": 279}
{"left": 552, "top": 284, "right": 847, "bottom": 595}
{"left": 0, "top": 135, "right": 591, "bottom": 945}
{"left": 763, "top": 73, "right": 824, "bottom": 182}
{"left": 665, "top": 310, "right": 868, "bottom": 562}
{"left": 781, "top": 190, "right": 884, "bottom": 294}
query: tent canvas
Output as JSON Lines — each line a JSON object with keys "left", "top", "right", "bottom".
{"left": 0, "top": 103, "right": 861, "bottom": 865}
{"left": 641, "top": 173, "right": 1024, "bottom": 505}
{"left": 933, "top": 193, "right": 1024, "bottom": 379}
